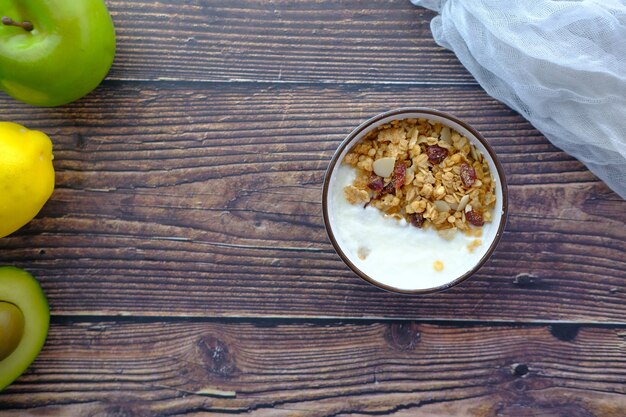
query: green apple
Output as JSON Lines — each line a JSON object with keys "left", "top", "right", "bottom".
{"left": 0, "top": 266, "right": 49, "bottom": 391}
{"left": 0, "top": 0, "right": 115, "bottom": 106}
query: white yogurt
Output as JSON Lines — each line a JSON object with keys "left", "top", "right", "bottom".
{"left": 328, "top": 164, "right": 497, "bottom": 291}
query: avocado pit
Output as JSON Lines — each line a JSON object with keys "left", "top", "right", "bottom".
{"left": 0, "top": 301, "right": 25, "bottom": 361}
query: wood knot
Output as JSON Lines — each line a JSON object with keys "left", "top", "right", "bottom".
{"left": 550, "top": 323, "right": 580, "bottom": 342}
{"left": 197, "top": 336, "right": 237, "bottom": 378}
{"left": 513, "top": 379, "right": 527, "bottom": 391}
{"left": 385, "top": 322, "right": 420, "bottom": 351}
{"left": 511, "top": 363, "right": 529, "bottom": 377}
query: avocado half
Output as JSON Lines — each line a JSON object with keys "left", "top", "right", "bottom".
{"left": 0, "top": 266, "right": 49, "bottom": 391}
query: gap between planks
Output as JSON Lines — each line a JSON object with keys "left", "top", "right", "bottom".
{"left": 50, "top": 313, "right": 626, "bottom": 328}
{"left": 103, "top": 77, "right": 480, "bottom": 87}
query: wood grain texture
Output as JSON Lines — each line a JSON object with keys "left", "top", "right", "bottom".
{"left": 1, "top": 1, "right": 625, "bottom": 414}
{"left": 105, "top": 0, "right": 473, "bottom": 84}
{"left": 1, "top": 320, "right": 625, "bottom": 416}
{"left": 0, "top": 82, "right": 623, "bottom": 322}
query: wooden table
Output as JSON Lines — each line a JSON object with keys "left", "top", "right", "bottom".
{"left": 1, "top": 1, "right": 625, "bottom": 416}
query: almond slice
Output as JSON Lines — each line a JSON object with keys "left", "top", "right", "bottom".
{"left": 440, "top": 126, "right": 451, "bottom": 143}
{"left": 372, "top": 157, "right": 395, "bottom": 178}
{"left": 433, "top": 200, "right": 451, "bottom": 212}
{"left": 457, "top": 194, "right": 470, "bottom": 212}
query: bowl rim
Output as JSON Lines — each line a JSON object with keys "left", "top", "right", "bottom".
{"left": 322, "top": 107, "right": 509, "bottom": 294}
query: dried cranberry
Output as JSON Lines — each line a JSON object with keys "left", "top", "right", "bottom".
{"left": 465, "top": 209, "right": 484, "bottom": 227}
{"left": 460, "top": 163, "right": 476, "bottom": 187}
{"left": 426, "top": 145, "right": 448, "bottom": 164}
{"left": 381, "top": 181, "right": 395, "bottom": 195}
{"left": 408, "top": 213, "right": 425, "bottom": 228}
{"left": 393, "top": 163, "right": 406, "bottom": 189}
{"left": 367, "top": 175, "right": 384, "bottom": 192}
{"left": 371, "top": 174, "right": 398, "bottom": 201}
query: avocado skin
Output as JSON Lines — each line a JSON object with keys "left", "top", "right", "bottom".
{"left": 0, "top": 266, "right": 50, "bottom": 391}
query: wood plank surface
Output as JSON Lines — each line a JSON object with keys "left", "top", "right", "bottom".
{"left": 0, "top": 82, "right": 624, "bottom": 322}
{"left": 105, "top": 0, "right": 473, "bottom": 84}
{"left": 1, "top": 1, "right": 625, "bottom": 414}
{"left": 1, "top": 320, "right": 625, "bottom": 416}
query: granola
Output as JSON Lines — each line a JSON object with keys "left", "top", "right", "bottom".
{"left": 342, "top": 118, "right": 496, "bottom": 235}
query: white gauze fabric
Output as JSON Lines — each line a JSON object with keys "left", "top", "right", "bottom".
{"left": 411, "top": 0, "right": 626, "bottom": 199}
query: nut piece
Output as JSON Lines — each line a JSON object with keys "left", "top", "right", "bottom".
{"left": 372, "top": 157, "right": 396, "bottom": 178}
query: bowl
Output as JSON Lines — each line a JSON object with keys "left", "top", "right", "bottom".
{"left": 322, "top": 108, "right": 508, "bottom": 294}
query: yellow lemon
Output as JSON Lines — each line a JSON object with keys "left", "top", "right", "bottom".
{"left": 0, "top": 122, "right": 54, "bottom": 238}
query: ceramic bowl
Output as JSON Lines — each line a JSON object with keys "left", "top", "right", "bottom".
{"left": 322, "top": 108, "right": 508, "bottom": 294}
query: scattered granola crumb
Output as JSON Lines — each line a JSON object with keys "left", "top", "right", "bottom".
{"left": 467, "top": 239, "right": 482, "bottom": 253}
{"left": 465, "top": 227, "right": 483, "bottom": 238}
{"left": 357, "top": 246, "right": 371, "bottom": 260}
{"left": 433, "top": 260, "right": 444, "bottom": 271}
